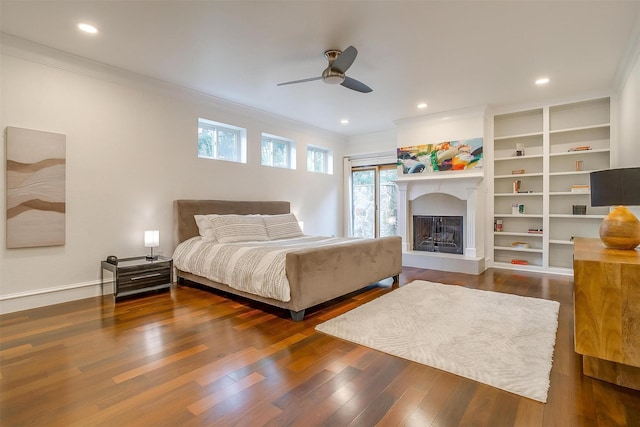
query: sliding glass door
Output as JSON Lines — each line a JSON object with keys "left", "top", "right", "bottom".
{"left": 351, "top": 165, "right": 398, "bottom": 238}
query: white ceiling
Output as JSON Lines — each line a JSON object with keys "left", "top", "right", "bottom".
{"left": 1, "top": 1, "right": 639, "bottom": 136}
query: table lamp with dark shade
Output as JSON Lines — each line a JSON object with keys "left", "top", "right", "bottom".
{"left": 590, "top": 167, "right": 640, "bottom": 250}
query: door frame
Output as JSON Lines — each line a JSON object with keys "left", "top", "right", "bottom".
{"left": 350, "top": 163, "right": 398, "bottom": 238}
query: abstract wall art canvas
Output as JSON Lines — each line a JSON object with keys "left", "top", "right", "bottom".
{"left": 397, "top": 137, "right": 483, "bottom": 175}
{"left": 6, "top": 127, "right": 66, "bottom": 248}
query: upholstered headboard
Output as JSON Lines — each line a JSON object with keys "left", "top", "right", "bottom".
{"left": 173, "top": 200, "right": 291, "bottom": 246}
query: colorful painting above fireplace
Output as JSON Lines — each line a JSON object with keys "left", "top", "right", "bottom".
{"left": 397, "top": 137, "right": 483, "bottom": 175}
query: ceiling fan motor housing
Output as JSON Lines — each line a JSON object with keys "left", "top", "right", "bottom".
{"left": 323, "top": 49, "right": 346, "bottom": 84}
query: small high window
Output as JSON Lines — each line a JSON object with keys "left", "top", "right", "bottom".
{"left": 261, "top": 133, "right": 296, "bottom": 169}
{"left": 198, "top": 118, "right": 247, "bottom": 163}
{"left": 307, "top": 145, "right": 333, "bottom": 174}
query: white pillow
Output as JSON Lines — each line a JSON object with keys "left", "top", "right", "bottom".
{"left": 194, "top": 214, "right": 218, "bottom": 242}
{"left": 263, "top": 213, "right": 304, "bottom": 240}
{"left": 209, "top": 214, "right": 269, "bottom": 243}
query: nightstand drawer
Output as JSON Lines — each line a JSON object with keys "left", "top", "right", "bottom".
{"left": 117, "top": 269, "right": 171, "bottom": 292}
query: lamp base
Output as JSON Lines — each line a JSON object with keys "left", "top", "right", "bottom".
{"left": 146, "top": 255, "right": 158, "bottom": 261}
{"left": 599, "top": 206, "right": 640, "bottom": 250}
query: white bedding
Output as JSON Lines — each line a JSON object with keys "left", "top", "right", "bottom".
{"left": 173, "top": 235, "right": 356, "bottom": 302}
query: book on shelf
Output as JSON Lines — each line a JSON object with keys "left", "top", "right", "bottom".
{"left": 511, "top": 169, "right": 525, "bottom": 175}
{"left": 511, "top": 259, "right": 529, "bottom": 265}
{"left": 511, "top": 242, "right": 530, "bottom": 248}
{"left": 568, "top": 145, "right": 592, "bottom": 152}
{"left": 528, "top": 228, "right": 543, "bottom": 234}
{"left": 570, "top": 184, "right": 590, "bottom": 193}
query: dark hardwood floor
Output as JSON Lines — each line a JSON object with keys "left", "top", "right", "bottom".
{"left": 2, "top": 267, "right": 639, "bottom": 426}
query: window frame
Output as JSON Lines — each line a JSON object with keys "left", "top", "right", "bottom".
{"left": 307, "top": 145, "right": 333, "bottom": 174}
{"left": 261, "top": 133, "right": 296, "bottom": 169}
{"left": 197, "top": 118, "right": 247, "bottom": 163}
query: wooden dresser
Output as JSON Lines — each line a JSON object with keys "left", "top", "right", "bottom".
{"left": 573, "top": 237, "right": 640, "bottom": 390}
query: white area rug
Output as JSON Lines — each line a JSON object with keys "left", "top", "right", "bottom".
{"left": 316, "top": 280, "right": 560, "bottom": 402}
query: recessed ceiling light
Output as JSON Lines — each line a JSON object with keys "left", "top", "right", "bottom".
{"left": 340, "top": 119, "right": 349, "bottom": 124}
{"left": 78, "top": 23, "right": 98, "bottom": 34}
{"left": 535, "top": 77, "right": 550, "bottom": 85}
{"left": 417, "top": 103, "right": 428, "bottom": 109}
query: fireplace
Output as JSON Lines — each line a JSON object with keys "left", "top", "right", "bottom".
{"left": 395, "top": 171, "right": 486, "bottom": 274}
{"left": 413, "top": 215, "right": 463, "bottom": 254}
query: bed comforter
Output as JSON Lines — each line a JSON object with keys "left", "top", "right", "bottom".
{"left": 173, "top": 235, "right": 358, "bottom": 302}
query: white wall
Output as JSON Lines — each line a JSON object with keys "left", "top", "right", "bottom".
{"left": 0, "top": 38, "right": 346, "bottom": 313}
{"left": 615, "top": 19, "right": 640, "bottom": 217}
{"left": 394, "top": 106, "right": 487, "bottom": 150}
{"left": 344, "top": 129, "right": 396, "bottom": 156}
{"left": 615, "top": 61, "right": 640, "bottom": 168}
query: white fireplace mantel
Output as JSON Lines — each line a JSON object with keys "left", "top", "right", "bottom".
{"left": 395, "top": 170, "right": 484, "bottom": 201}
{"left": 395, "top": 170, "right": 486, "bottom": 274}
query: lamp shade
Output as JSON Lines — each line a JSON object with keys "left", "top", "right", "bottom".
{"left": 590, "top": 167, "right": 640, "bottom": 207}
{"left": 144, "top": 230, "right": 159, "bottom": 248}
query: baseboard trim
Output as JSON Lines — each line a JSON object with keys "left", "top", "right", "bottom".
{"left": 0, "top": 280, "right": 110, "bottom": 315}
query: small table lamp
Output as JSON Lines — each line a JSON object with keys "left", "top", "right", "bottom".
{"left": 590, "top": 167, "right": 640, "bottom": 250}
{"left": 144, "top": 230, "right": 159, "bottom": 260}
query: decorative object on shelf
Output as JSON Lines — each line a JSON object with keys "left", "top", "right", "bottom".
{"left": 528, "top": 228, "right": 543, "bottom": 234}
{"left": 512, "top": 203, "right": 525, "bottom": 215}
{"left": 6, "top": 127, "right": 66, "bottom": 248}
{"left": 513, "top": 180, "right": 521, "bottom": 193}
{"left": 511, "top": 169, "right": 525, "bottom": 174}
{"left": 510, "top": 259, "right": 528, "bottom": 265}
{"left": 511, "top": 242, "right": 530, "bottom": 248}
{"left": 590, "top": 167, "right": 640, "bottom": 250}
{"left": 576, "top": 160, "right": 584, "bottom": 171}
{"left": 495, "top": 219, "right": 503, "bottom": 232}
{"left": 515, "top": 143, "right": 525, "bottom": 157}
{"left": 572, "top": 205, "right": 587, "bottom": 215}
{"left": 569, "top": 145, "right": 592, "bottom": 152}
{"left": 144, "top": 230, "right": 160, "bottom": 260}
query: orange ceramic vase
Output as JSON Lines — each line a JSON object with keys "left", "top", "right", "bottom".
{"left": 599, "top": 206, "right": 640, "bottom": 250}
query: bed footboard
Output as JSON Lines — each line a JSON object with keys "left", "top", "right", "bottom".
{"left": 285, "top": 236, "right": 402, "bottom": 313}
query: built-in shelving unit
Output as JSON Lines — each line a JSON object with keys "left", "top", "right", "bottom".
{"left": 491, "top": 97, "right": 611, "bottom": 274}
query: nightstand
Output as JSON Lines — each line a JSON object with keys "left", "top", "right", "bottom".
{"left": 101, "top": 255, "right": 173, "bottom": 300}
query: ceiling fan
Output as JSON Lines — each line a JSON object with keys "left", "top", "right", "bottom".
{"left": 277, "top": 46, "right": 372, "bottom": 93}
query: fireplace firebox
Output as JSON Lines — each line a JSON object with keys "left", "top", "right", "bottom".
{"left": 413, "top": 215, "right": 463, "bottom": 254}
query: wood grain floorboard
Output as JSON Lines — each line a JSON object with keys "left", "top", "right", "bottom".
{"left": 2, "top": 267, "right": 640, "bottom": 426}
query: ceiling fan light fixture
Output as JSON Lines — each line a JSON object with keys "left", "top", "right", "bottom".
{"left": 322, "top": 67, "right": 345, "bottom": 85}
{"left": 78, "top": 23, "right": 98, "bottom": 34}
{"left": 324, "top": 75, "right": 345, "bottom": 85}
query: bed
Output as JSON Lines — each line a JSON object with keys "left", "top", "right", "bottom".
{"left": 173, "top": 199, "right": 402, "bottom": 320}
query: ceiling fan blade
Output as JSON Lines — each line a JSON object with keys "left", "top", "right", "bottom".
{"left": 332, "top": 46, "right": 358, "bottom": 73}
{"left": 341, "top": 76, "right": 372, "bottom": 93}
{"left": 277, "top": 76, "right": 322, "bottom": 86}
